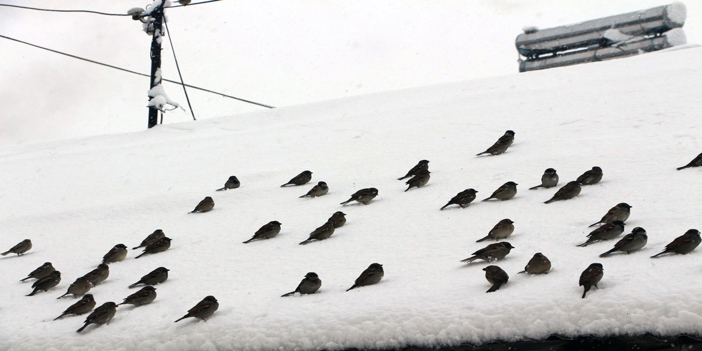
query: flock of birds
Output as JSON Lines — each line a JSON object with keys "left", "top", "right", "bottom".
{"left": 2, "top": 130, "right": 701, "bottom": 333}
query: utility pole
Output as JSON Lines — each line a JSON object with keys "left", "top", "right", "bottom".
{"left": 147, "top": 4, "right": 164, "bottom": 129}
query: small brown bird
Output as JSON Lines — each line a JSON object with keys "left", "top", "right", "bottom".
{"left": 327, "top": 211, "right": 346, "bottom": 228}
{"left": 405, "top": 170, "right": 430, "bottom": 192}
{"left": 461, "top": 242, "right": 514, "bottom": 263}
{"left": 133, "top": 229, "right": 166, "bottom": 250}
{"left": 55, "top": 294, "right": 96, "bottom": 320}
{"left": 281, "top": 272, "right": 322, "bottom": 297}
{"left": 440, "top": 189, "right": 478, "bottom": 210}
{"left": 189, "top": 196, "right": 214, "bottom": 213}
{"left": 119, "top": 286, "right": 157, "bottom": 306}
{"left": 216, "top": 176, "right": 240, "bottom": 191}
{"left": 589, "top": 203, "right": 631, "bottom": 227}
{"left": 58, "top": 277, "right": 92, "bottom": 299}
{"left": 300, "top": 222, "right": 335, "bottom": 245}
{"left": 577, "top": 166, "right": 603, "bottom": 185}
{"left": 340, "top": 188, "right": 378, "bottom": 205}
{"left": 81, "top": 264, "right": 110, "bottom": 286}
{"left": 102, "top": 244, "right": 128, "bottom": 264}
{"left": 483, "top": 265, "right": 509, "bottom": 293}
{"left": 300, "top": 181, "right": 329, "bottom": 198}
{"left": 482, "top": 181, "right": 517, "bottom": 201}
{"left": 476, "top": 130, "right": 515, "bottom": 156}
{"left": 281, "top": 170, "right": 312, "bottom": 187}
{"left": 677, "top": 153, "right": 702, "bottom": 170}
{"left": 243, "top": 221, "right": 282, "bottom": 243}
{"left": 578, "top": 221, "right": 625, "bottom": 247}
{"left": 178, "top": 0, "right": 192, "bottom": 5}
{"left": 77, "top": 302, "right": 117, "bottom": 332}
{"left": 600, "top": 227, "right": 648, "bottom": 257}
{"left": 651, "top": 229, "right": 701, "bottom": 258}
{"left": 544, "top": 181, "right": 581, "bottom": 204}
{"left": 135, "top": 237, "right": 171, "bottom": 258}
{"left": 579, "top": 263, "right": 604, "bottom": 298}
{"left": 518, "top": 253, "right": 551, "bottom": 274}
{"left": 20, "top": 262, "right": 55, "bottom": 282}
{"left": 175, "top": 296, "right": 219, "bottom": 323}
{"left": 27, "top": 271, "right": 61, "bottom": 296}
{"left": 128, "top": 267, "right": 169, "bottom": 288}
{"left": 347, "top": 263, "right": 384, "bottom": 291}
{"left": 2, "top": 239, "right": 32, "bottom": 256}
{"left": 529, "top": 168, "right": 558, "bottom": 190}
{"left": 476, "top": 219, "right": 514, "bottom": 242}
{"left": 398, "top": 160, "right": 429, "bottom": 180}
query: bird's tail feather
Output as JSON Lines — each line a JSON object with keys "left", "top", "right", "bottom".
{"left": 26, "top": 289, "right": 37, "bottom": 296}
{"left": 215, "top": 187, "right": 226, "bottom": 191}
{"left": 77, "top": 323, "right": 90, "bottom": 332}
{"left": 128, "top": 282, "right": 140, "bottom": 289}
{"left": 440, "top": 203, "right": 450, "bottom": 210}
{"left": 650, "top": 251, "right": 666, "bottom": 258}
{"left": 599, "top": 248, "right": 616, "bottom": 257}
{"left": 677, "top": 165, "right": 689, "bottom": 171}
{"left": 486, "top": 284, "right": 501, "bottom": 293}
{"left": 576, "top": 242, "right": 590, "bottom": 247}
{"left": 174, "top": 315, "right": 188, "bottom": 323}
{"left": 299, "top": 239, "right": 312, "bottom": 245}
{"left": 340, "top": 199, "right": 352, "bottom": 205}
{"left": 281, "top": 291, "right": 295, "bottom": 297}
{"left": 582, "top": 289, "right": 588, "bottom": 299}
{"left": 528, "top": 185, "right": 541, "bottom": 190}
{"left": 588, "top": 222, "right": 601, "bottom": 228}
{"left": 242, "top": 238, "right": 254, "bottom": 244}
{"left": 517, "top": 270, "right": 526, "bottom": 274}
{"left": 346, "top": 285, "right": 357, "bottom": 292}
{"left": 460, "top": 257, "right": 477, "bottom": 263}
{"left": 20, "top": 276, "right": 31, "bottom": 282}
{"left": 54, "top": 314, "right": 66, "bottom": 321}
{"left": 135, "top": 252, "right": 145, "bottom": 259}
{"left": 1, "top": 251, "right": 9, "bottom": 256}
{"left": 475, "top": 236, "right": 490, "bottom": 243}
{"left": 57, "top": 293, "right": 69, "bottom": 299}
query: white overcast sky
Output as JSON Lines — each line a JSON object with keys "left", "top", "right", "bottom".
{"left": 0, "top": 0, "right": 700, "bottom": 146}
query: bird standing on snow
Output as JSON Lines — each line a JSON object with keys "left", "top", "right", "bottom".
{"left": 577, "top": 166, "right": 603, "bottom": 185}
{"left": 135, "top": 237, "right": 171, "bottom": 259}
{"left": 589, "top": 203, "right": 631, "bottom": 227}
{"left": 300, "top": 222, "right": 335, "bottom": 245}
{"left": 340, "top": 188, "right": 378, "bottom": 205}
{"left": 102, "top": 244, "right": 128, "bottom": 264}
{"left": 405, "top": 169, "right": 430, "bottom": 192}
{"left": 81, "top": 264, "right": 109, "bottom": 286}
{"left": 327, "top": 211, "right": 346, "bottom": 228}
{"left": 483, "top": 265, "right": 509, "bottom": 293}
{"left": 579, "top": 263, "right": 603, "bottom": 298}
{"left": 440, "top": 188, "right": 478, "bottom": 210}
{"left": 300, "top": 181, "right": 328, "bottom": 198}
{"left": 461, "top": 242, "right": 514, "bottom": 263}
{"left": 128, "top": 267, "right": 169, "bottom": 288}
{"left": 600, "top": 227, "right": 648, "bottom": 257}
{"left": 544, "top": 181, "right": 581, "bottom": 204}
{"left": 2, "top": 239, "right": 32, "bottom": 256}
{"left": 133, "top": 229, "right": 166, "bottom": 250}
{"left": 174, "top": 296, "right": 219, "bottom": 323}
{"left": 27, "top": 270, "right": 61, "bottom": 296}
{"left": 577, "top": 221, "right": 625, "bottom": 247}
{"left": 482, "top": 181, "right": 517, "bottom": 201}
{"left": 518, "top": 253, "right": 551, "bottom": 274}
{"left": 281, "top": 272, "right": 322, "bottom": 297}
{"left": 119, "top": 286, "right": 157, "bottom": 306}
{"left": 189, "top": 196, "right": 214, "bottom": 213}
{"left": 398, "top": 160, "right": 429, "bottom": 180}
{"left": 476, "top": 130, "right": 515, "bottom": 156}
{"left": 58, "top": 277, "right": 92, "bottom": 299}
{"left": 216, "top": 176, "right": 240, "bottom": 191}
{"left": 55, "top": 294, "right": 96, "bottom": 320}
{"left": 20, "top": 262, "right": 55, "bottom": 282}
{"left": 76, "top": 302, "right": 117, "bottom": 332}
{"left": 651, "top": 229, "right": 701, "bottom": 258}
{"left": 677, "top": 153, "right": 702, "bottom": 170}
{"left": 347, "top": 263, "right": 384, "bottom": 291}
{"left": 281, "top": 170, "right": 312, "bottom": 187}
{"left": 243, "top": 221, "right": 282, "bottom": 243}
{"left": 529, "top": 168, "right": 558, "bottom": 190}
{"left": 476, "top": 219, "right": 514, "bottom": 242}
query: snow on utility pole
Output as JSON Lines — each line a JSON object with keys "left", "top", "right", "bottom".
{"left": 147, "top": 4, "right": 164, "bottom": 128}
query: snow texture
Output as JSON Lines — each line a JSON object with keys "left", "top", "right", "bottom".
{"left": 148, "top": 83, "right": 181, "bottom": 112}
{"left": 666, "top": 28, "right": 688, "bottom": 47}
{"left": 667, "top": 2, "right": 687, "bottom": 26}
{"left": 0, "top": 46, "right": 701, "bottom": 351}
{"left": 603, "top": 29, "right": 633, "bottom": 43}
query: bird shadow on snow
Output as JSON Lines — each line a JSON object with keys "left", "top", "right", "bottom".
{"left": 1, "top": 252, "right": 35, "bottom": 260}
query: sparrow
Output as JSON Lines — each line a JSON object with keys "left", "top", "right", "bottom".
{"left": 300, "top": 222, "right": 335, "bottom": 245}
{"left": 476, "top": 219, "right": 514, "bottom": 242}
{"left": 2, "top": 239, "right": 32, "bottom": 256}
{"left": 544, "top": 181, "right": 581, "bottom": 204}
{"left": 600, "top": 227, "right": 648, "bottom": 257}
{"left": 81, "top": 264, "right": 109, "bottom": 286}
{"left": 119, "top": 286, "right": 157, "bottom": 306}
{"left": 27, "top": 271, "right": 61, "bottom": 296}
{"left": 589, "top": 203, "right": 632, "bottom": 227}
{"left": 398, "top": 160, "right": 429, "bottom": 180}
{"left": 55, "top": 294, "right": 96, "bottom": 320}
{"left": 327, "top": 211, "right": 346, "bottom": 228}
{"left": 677, "top": 153, "right": 702, "bottom": 170}
{"left": 135, "top": 237, "right": 172, "bottom": 258}
{"left": 529, "top": 168, "right": 558, "bottom": 190}
{"left": 340, "top": 188, "right": 378, "bottom": 205}
{"left": 189, "top": 196, "right": 214, "bottom": 213}
{"left": 20, "top": 262, "right": 55, "bottom": 282}
{"left": 579, "top": 263, "right": 604, "bottom": 298}
{"left": 347, "top": 263, "right": 384, "bottom": 291}
{"left": 281, "top": 272, "right": 322, "bottom": 297}
{"left": 300, "top": 181, "right": 328, "bottom": 198}
{"left": 577, "top": 221, "right": 625, "bottom": 247}
{"left": 461, "top": 242, "right": 514, "bottom": 263}
{"left": 58, "top": 277, "right": 92, "bottom": 299}
{"left": 405, "top": 170, "right": 430, "bottom": 192}
{"left": 128, "top": 267, "right": 169, "bottom": 288}
{"left": 216, "top": 176, "right": 240, "bottom": 191}
{"left": 651, "top": 229, "right": 701, "bottom": 258}
{"left": 440, "top": 189, "right": 478, "bottom": 210}
{"left": 178, "top": 0, "right": 191, "bottom": 5}
{"left": 77, "top": 302, "right": 117, "bottom": 332}
{"left": 577, "top": 166, "right": 603, "bottom": 185}
{"left": 102, "top": 244, "right": 128, "bottom": 264}
{"left": 281, "top": 170, "right": 312, "bottom": 187}
{"left": 243, "top": 221, "right": 282, "bottom": 243}
{"left": 677, "top": 154, "right": 702, "bottom": 171}
{"left": 482, "top": 181, "right": 517, "bottom": 201}
{"left": 483, "top": 265, "right": 509, "bottom": 293}
{"left": 518, "top": 253, "right": 551, "bottom": 274}
{"left": 476, "top": 130, "right": 515, "bottom": 156}
{"left": 174, "top": 296, "right": 219, "bottom": 322}
{"left": 133, "top": 229, "right": 166, "bottom": 250}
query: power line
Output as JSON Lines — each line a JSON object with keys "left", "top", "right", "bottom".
{"left": 164, "top": 17, "right": 197, "bottom": 121}
{"left": 0, "top": 33, "right": 275, "bottom": 109}
{"left": 0, "top": 0, "right": 222, "bottom": 16}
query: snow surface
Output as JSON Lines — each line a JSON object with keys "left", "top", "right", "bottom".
{"left": 666, "top": 28, "right": 688, "bottom": 47}
{"left": 0, "top": 46, "right": 701, "bottom": 351}
{"left": 667, "top": 2, "right": 688, "bottom": 26}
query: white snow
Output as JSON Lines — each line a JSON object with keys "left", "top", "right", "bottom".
{"left": 603, "top": 29, "right": 633, "bottom": 43}
{"left": 666, "top": 28, "right": 688, "bottom": 46}
{"left": 0, "top": 46, "right": 701, "bottom": 351}
{"left": 667, "top": 2, "right": 687, "bottom": 26}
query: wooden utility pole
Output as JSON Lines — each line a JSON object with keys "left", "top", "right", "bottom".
{"left": 147, "top": 4, "right": 164, "bottom": 128}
